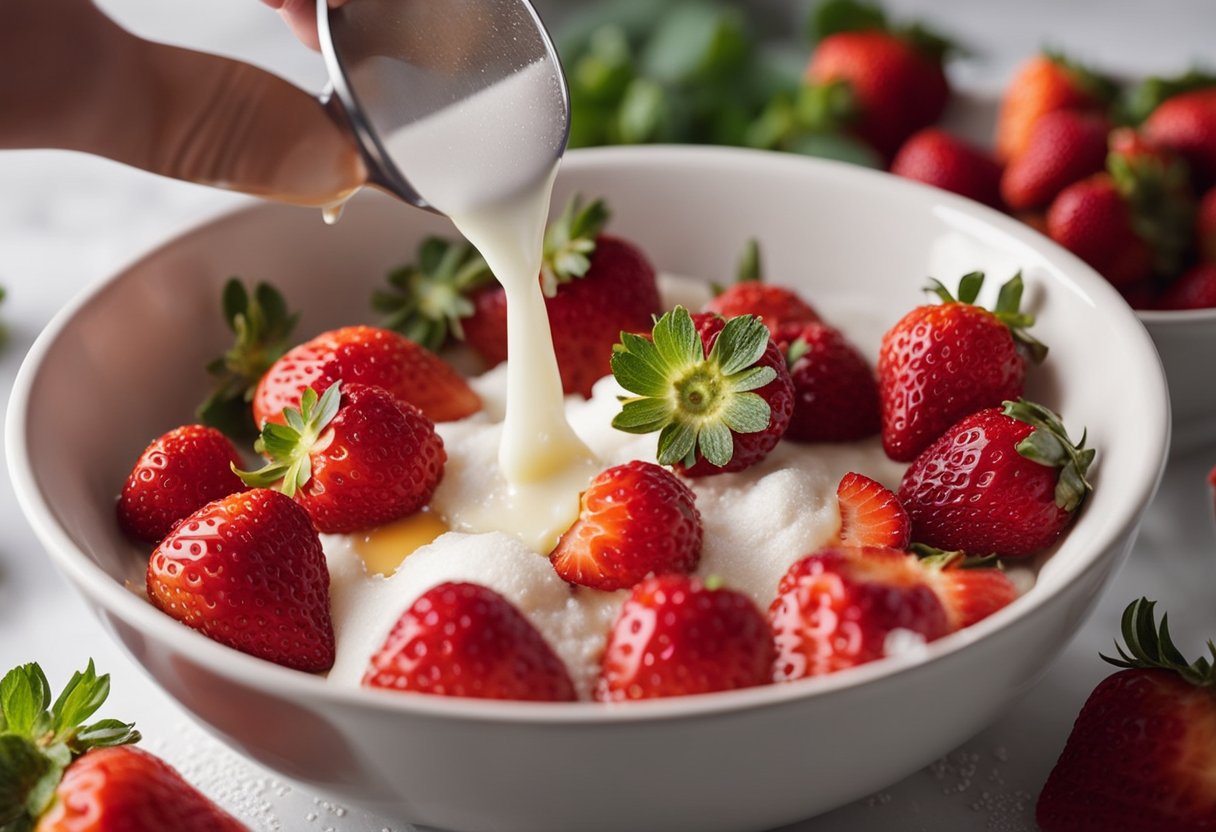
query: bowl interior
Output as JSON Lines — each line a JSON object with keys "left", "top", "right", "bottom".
{"left": 9, "top": 146, "right": 1169, "bottom": 717}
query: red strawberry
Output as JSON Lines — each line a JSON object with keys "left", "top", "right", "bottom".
{"left": 805, "top": 21, "right": 952, "bottom": 160}
{"left": 703, "top": 240, "right": 821, "bottom": 336}
{"left": 596, "top": 575, "right": 775, "bottom": 701}
{"left": 899, "top": 400, "right": 1094, "bottom": 558}
{"left": 1144, "top": 87, "right": 1216, "bottom": 186}
{"left": 1047, "top": 173, "right": 1156, "bottom": 288}
{"left": 890, "top": 128, "right": 1003, "bottom": 209}
{"left": 878, "top": 271, "right": 1046, "bottom": 462}
{"left": 1158, "top": 263, "right": 1216, "bottom": 310}
{"left": 38, "top": 746, "right": 248, "bottom": 831}
{"left": 918, "top": 551, "right": 1018, "bottom": 630}
{"left": 147, "top": 488, "right": 335, "bottom": 672}
{"left": 995, "top": 53, "right": 1114, "bottom": 163}
{"left": 836, "top": 472, "right": 909, "bottom": 549}
{"left": 238, "top": 382, "right": 445, "bottom": 534}
{"left": 117, "top": 424, "right": 244, "bottom": 543}
{"left": 363, "top": 582, "right": 576, "bottom": 701}
{"left": 391, "top": 197, "right": 661, "bottom": 397}
{"left": 1197, "top": 187, "right": 1216, "bottom": 262}
{"left": 1038, "top": 598, "right": 1216, "bottom": 831}
{"left": 776, "top": 321, "right": 880, "bottom": 443}
{"left": 1000, "top": 110, "right": 1110, "bottom": 211}
{"left": 252, "top": 325, "right": 479, "bottom": 428}
{"left": 0, "top": 661, "right": 245, "bottom": 831}
{"left": 550, "top": 461, "right": 702, "bottom": 591}
{"left": 610, "top": 306, "right": 795, "bottom": 477}
{"left": 770, "top": 546, "right": 949, "bottom": 680}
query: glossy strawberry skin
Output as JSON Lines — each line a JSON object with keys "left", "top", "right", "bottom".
{"left": 899, "top": 408, "right": 1073, "bottom": 557}
{"left": 1001, "top": 110, "right": 1110, "bottom": 211}
{"left": 252, "top": 325, "right": 479, "bottom": 427}
{"left": 703, "top": 283, "right": 821, "bottom": 337}
{"left": 35, "top": 746, "right": 247, "bottom": 832}
{"left": 1144, "top": 88, "right": 1216, "bottom": 186}
{"left": 1159, "top": 264, "right": 1216, "bottom": 310}
{"left": 890, "top": 128, "right": 1003, "bottom": 209}
{"left": 147, "top": 488, "right": 335, "bottom": 673}
{"left": 363, "top": 582, "right": 576, "bottom": 701}
{"left": 117, "top": 425, "right": 244, "bottom": 543}
{"left": 597, "top": 575, "right": 776, "bottom": 701}
{"left": 776, "top": 322, "right": 880, "bottom": 443}
{"left": 677, "top": 313, "right": 795, "bottom": 477}
{"left": 770, "top": 547, "right": 949, "bottom": 681}
{"left": 996, "top": 54, "right": 1108, "bottom": 163}
{"left": 878, "top": 302, "right": 1025, "bottom": 463}
{"left": 836, "top": 472, "right": 910, "bottom": 550}
{"left": 806, "top": 31, "right": 949, "bottom": 160}
{"left": 550, "top": 461, "right": 702, "bottom": 591}
{"left": 463, "top": 235, "right": 660, "bottom": 397}
{"left": 1048, "top": 174, "right": 1155, "bottom": 289}
{"left": 294, "top": 383, "right": 445, "bottom": 534}
{"left": 1037, "top": 668, "right": 1216, "bottom": 832}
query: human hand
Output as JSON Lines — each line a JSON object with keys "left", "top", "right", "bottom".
{"left": 261, "top": 0, "right": 348, "bottom": 50}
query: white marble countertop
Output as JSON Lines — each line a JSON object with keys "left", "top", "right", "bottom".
{"left": 2, "top": 3, "right": 1216, "bottom": 831}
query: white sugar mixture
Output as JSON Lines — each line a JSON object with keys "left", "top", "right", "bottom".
{"left": 323, "top": 276, "right": 910, "bottom": 699}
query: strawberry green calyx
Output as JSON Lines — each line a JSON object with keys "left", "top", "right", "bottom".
{"left": 1002, "top": 398, "right": 1095, "bottom": 513}
{"left": 1108, "top": 135, "right": 1196, "bottom": 279}
{"left": 611, "top": 306, "right": 776, "bottom": 468}
{"left": 1118, "top": 68, "right": 1216, "bottom": 125}
{"left": 373, "top": 237, "right": 494, "bottom": 352}
{"left": 1102, "top": 598, "right": 1216, "bottom": 687}
{"left": 712, "top": 239, "right": 763, "bottom": 296}
{"left": 198, "top": 278, "right": 300, "bottom": 441}
{"left": 234, "top": 383, "right": 342, "bottom": 496}
{"left": 541, "top": 195, "right": 610, "bottom": 296}
{"left": 911, "top": 543, "right": 1001, "bottom": 570}
{"left": 927, "top": 271, "right": 1048, "bottom": 364}
{"left": 0, "top": 661, "right": 140, "bottom": 829}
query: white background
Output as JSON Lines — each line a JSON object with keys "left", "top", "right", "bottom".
{"left": 2, "top": 2, "right": 1215, "bottom": 830}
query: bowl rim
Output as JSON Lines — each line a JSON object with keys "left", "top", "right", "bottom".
{"left": 6, "top": 144, "right": 1171, "bottom": 724}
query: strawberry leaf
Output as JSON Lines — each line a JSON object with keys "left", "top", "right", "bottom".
{"left": 374, "top": 236, "right": 492, "bottom": 351}
{"left": 736, "top": 239, "right": 762, "bottom": 284}
{"left": 808, "top": 0, "right": 887, "bottom": 44}
{"left": 927, "top": 272, "right": 1047, "bottom": 364}
{"left": 1102, "top": 598, "right": 1216, "bottom": 687}
{"left": 197, "top": 278, "right": 300, "bottom": 442}
{"left": 236, "top": 382, "right": 343, "bottom": 497}
{"left": 611, "top": 306, "right": 776, "bottom": 469}
{"left": 1003, "top": 399, "right": 1094, "bottom": 512}
{"left": 1, "top": 665, "right": 48, "bottom": 737}
{"left": 541, "top": 195, "right": 610, "bottom": 295}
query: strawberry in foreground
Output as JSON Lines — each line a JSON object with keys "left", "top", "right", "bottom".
{"left": 252, "top": 324, "right": 479, "bottom": 427}
{"left": 1037, "top": 598, "right": 1216, "bottom": 831}
{"left": 0, "top": 661, "right": 246, "bottom": 831}
{"left": 836, "top": 472, "right": 909, "bottom": 550}
{"left": 803, "top": 0, "right": 952, "bottom": 160}
{"left": 550, "top": 461, "right": 703, "bottom": 591}
{"left": 776, "top": 321, "right": 880, "bottom": 443}
{"left": 702, "top": 240, "right": 821, "bottom": 336}
{"left": 364, "top": 582, "right": 576, "bottom": 701}
{"left": 770, "top": 547, "right": 950, "bottom": 680}
{"left": 597, "top": 575, "right": 775, "bottom": 701}
{"left": 197, "top": 278, "right": 299, "bottom": 440}
{"left": 878, "top": 271, "right": 1046, "bottom": 462}
{"left": 116, "top": 424, "right": 244, "bottom": 543}
{"left": 889, "top": 128, "right": 1003, "bottom": 209}
{"left": 401, "top": 196, "right": 661, "bottom": 397}
{"left": 612, "top": 306, "right": 794, "bottom": 477}
{"left": 237, "top": 382, "right": 445, "bottom": 534}
{"left": 147, "top": 488, "right": 335, "bottom": 672}
{"left": 900, "top": 399, "right": 1094, "bottom": 558}
{"left": 994, "top": 52, "right": 1115, "bottom": 164}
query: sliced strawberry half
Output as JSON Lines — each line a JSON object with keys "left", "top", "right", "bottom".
{"left": 837, "top": 471, "right": 910, "bottom": 549}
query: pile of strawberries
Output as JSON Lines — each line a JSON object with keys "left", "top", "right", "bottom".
{"left": 112, "top": 193, "right": 1097, "bottom": 710}
{"left": 786, "top": 0, "right": 1216, "bottom": 309}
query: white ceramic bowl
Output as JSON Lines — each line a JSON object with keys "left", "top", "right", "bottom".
{"left": 8, "top": 147, "right": 1169, "bottom": 832}
{"left": 1136, "top": 307, "right": 1216, "bottom": 451}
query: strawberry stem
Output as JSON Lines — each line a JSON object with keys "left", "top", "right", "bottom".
{"left": 1002, "top": 399, "right": 1095, "bottom": 512}
{"left": 736, "top": 239, "right": 762, "bottom": 284}
{"left": 611, "top": 306, "right": 776, "bottom": 468}
{"left": 234, "top": 382, "right": 343, "bottom": 497}
{"left": 1102, "top": 598, "right": 1216, "bottom": 687}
